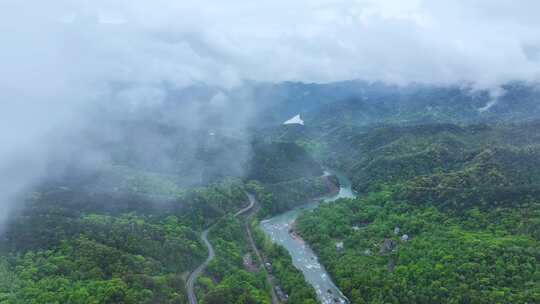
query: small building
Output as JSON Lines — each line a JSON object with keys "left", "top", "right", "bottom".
{"left": 393, "top": 227, "right": 400, "bottom": 235}
{"left": 401, "top": 234, "right": 409, "bottom": 241}
{"left": 336, "top": 241, "right": 344, "bottom": 251}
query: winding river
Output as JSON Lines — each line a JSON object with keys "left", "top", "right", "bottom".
{"left": 260, "top": 170, "right": 356, "bottom": 304}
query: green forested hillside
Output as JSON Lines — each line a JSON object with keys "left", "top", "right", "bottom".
{"left": 2, "top": 80, "right": 540, "bottom": 304}
{"left": 297, "top": 191, "right": 540, "bottom": 303}
{"left": 294, "top": 120, "right": 540, "bottom": 304}
{"left": 0, "top": 180, "right": 247, "bottom": 304}
{"left": 247, "top": 175, "right": 334, "bottom": 217}
{"left": 247, "top": 141, "right": 323, "bottom": 184}
{"left": 315, "top": 121, "right": 540, "bottom": 195}
{"left": 199, "top": 216, "right": 271, "bottom": 304}
{"left": 0, "top": 136, "right": 324, "bottom": 304}
{"left": 0, "top": 214, "right": 203, "bottom": 304}
{"left": 398, "top": 146, "right": 540, "bottom": 211}
{"left": 245, "top": 140, "right": 333, "bottom": 217}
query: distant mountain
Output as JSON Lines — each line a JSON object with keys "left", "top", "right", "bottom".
{"left": 249, "top": 80, "right": 540, "bottom": 128}
{"left": 318, "top": 121, "right": 540, "bottom": 209}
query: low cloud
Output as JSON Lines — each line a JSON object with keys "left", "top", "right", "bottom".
{"left": 2, "top": 0, "right": 540, "bottom": 231}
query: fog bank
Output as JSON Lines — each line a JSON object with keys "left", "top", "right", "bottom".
{"left": 2, "top": 0, "right": 540, "bottom": 231}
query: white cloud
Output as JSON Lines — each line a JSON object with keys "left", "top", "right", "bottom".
{"left": 1, "top": 0, "right": 540, "bottom": 230}
{"left": 5, "top": 0, "right": 540, "bottom": 88}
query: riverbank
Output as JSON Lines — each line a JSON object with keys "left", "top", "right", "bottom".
{"left": 286, "top": 174, "right": 341, "bottom": 240}
{"left": 260, "top": 169, "right": 355, "bottom": 304}
{"left": 252, "top": 174, "right": 338, "bottom": 217}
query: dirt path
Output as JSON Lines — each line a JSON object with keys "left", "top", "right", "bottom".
{"left": 239, "top": 193, "right": 280, "bottom": 304}
{"left": 243, "top": 213, "right": 280, "bottom": 304}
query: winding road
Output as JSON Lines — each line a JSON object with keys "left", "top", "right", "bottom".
{"left": 187, "top": 173, "right": 350, "bottom": 304}
{"left": 235, "top": 193, "right": 256, "bottom": 217}
{"left": 186, "top": 229, "right": 214, "bottom": 304}
{"left": 186, "top": 193, "right": 256, "bottom": 304}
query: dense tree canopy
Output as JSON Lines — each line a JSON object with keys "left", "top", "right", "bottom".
{"left": 297, "top": 191, "right": 540, "bottom": 304}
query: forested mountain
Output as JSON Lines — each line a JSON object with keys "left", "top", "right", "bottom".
{"left": 320, "top": 121, "right": 540, "bottom": 214}
{"left": 6, "top": 1, "right": 540, "bottom": 303}
{"left": 0, "top": 117, "right": 326, "bottom": 303}
{"left": 294, "top": 120, "right": 540, "bottom": 303}
{"left": 0, "top": 176, "right": 250, "bottom": 303}
{"left": 1, "top": 79, "right": 540, "bottom": 304}
{"left": 247, "top": 141, "right": 322, "bottom": 184}
{"left": 250, "top": 81, "right": 540, "bottom": 127}
{"left": 297, "top": 190, "right": 540, "bottom": 303}
{"left": 240, "top": 83, "right": 540, "bottom": 303}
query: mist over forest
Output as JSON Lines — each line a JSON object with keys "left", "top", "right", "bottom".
{"left": 1, "top": 1, "right": 540, "bottom": 304}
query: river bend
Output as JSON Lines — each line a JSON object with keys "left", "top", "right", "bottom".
{"left": 261, "top": 170, "right": 356, "bottom": 304}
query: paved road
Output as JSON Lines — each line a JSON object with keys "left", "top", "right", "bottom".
{"left": 235, "top": 193, "right": 256, "bottom": 216}
{"left": 186, "top": 193, "right": 256, "bottom": 304}
{"left": 186, "top": 229, "right": 214, "bottom": 304}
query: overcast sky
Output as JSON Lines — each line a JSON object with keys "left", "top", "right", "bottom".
{"left": 4, "top": 0, "right": 540, "bottom": 90}
{"left": 1, "top": 0, "right": 540, "bottom": 229}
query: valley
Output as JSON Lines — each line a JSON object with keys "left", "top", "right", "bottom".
{"left": 1, "top": 81, "right": 540, "bottom": 304}
{"left": 261, "top": 170, "right": 355, "bottom": 304}
{"left": 4, "top": 2, "right": 540, "bottom": 303}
